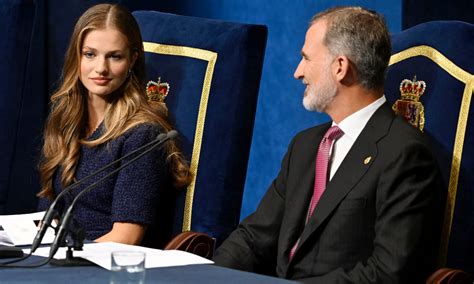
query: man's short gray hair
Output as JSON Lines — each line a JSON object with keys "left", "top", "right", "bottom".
{"left": 311, "top": 7, "right": 391, "bottom": 90}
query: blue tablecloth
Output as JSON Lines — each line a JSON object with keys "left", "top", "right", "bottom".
{"left": 0, "top": 255, "right": 295, "bottom": 283}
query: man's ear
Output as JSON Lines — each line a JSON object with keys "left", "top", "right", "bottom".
{"left": 333, "top": 55, "right": 350, "bottom": 83}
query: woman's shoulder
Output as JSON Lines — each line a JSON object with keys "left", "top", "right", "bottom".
{"left": 121, "top": 122, "right": 165, "bottom": 142}
{"left": 127, "top": 122, "right": 164, "bottom": 133}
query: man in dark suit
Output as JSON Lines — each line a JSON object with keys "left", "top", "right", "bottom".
{"left": 213, "top": 6, "right": 441, "bottom": 283}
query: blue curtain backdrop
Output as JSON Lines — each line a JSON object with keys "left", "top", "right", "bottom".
{"left": 1, "top": 0, "right": 472, "bottom": 217}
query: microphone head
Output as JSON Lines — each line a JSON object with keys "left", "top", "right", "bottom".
{"left": 167, "top": 130, "right": 178, "bottom": 139}
{"left": 155, "top": 133, "right": 167, "bottom": 141}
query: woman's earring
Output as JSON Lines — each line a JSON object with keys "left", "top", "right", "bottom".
{"left": 127, "top": 68, "right": 132, "bottom": 77}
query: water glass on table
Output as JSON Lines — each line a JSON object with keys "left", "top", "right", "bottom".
{"left": 110, "top": 251, "right": 146, "bottom": 284}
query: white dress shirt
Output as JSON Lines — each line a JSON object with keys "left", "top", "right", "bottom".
{"left": 328, "top": 96, "right": 387, "bottom": 180}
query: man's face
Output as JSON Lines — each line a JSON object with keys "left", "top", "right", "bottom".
{"left": 294, "top": 20, "right": 337, "bottom": 113}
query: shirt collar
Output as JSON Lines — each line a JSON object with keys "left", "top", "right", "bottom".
{"left": 333, "top": 95, "right": 386, "bottom": 141}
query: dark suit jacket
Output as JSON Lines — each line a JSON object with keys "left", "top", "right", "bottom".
{"left": 214, "top": 103, "right": 442, "bottom": 283}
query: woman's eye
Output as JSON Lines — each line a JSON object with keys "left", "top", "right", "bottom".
{"left": 83, "top": 52, "right": 95, "bottom": 58}
{"left": 111, "top": 54, "right": 122, "bottom": 60}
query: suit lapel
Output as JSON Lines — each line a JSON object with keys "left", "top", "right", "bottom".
{"left": 294, "top": 103, "right": 395, "bottom": 258}
{"left": 281, "top": 123, "right": 331, "bottom": 254}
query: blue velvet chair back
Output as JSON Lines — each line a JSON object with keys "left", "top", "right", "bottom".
{"left": 0, "top": 0, "right": 37, "bottom": 214}
{"left": 385, "top": 21, "right": 474, "bottom": 273}
{"left": 133, "top": 11, "right": 267, "bottom": 246}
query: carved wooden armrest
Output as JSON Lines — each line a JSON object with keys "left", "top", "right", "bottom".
{"left": 426, "top": 267, "right": 474, "bottom": 284}
{"left": 164, "top": 231, "right": 215, "bottom": 259}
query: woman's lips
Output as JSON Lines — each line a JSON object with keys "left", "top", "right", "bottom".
{"left": 91, "top": 77, "right": 112, "bottom": 85}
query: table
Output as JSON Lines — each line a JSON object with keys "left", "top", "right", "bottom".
{"left": 0, "top": 255, "right": 295, "bottom": 283}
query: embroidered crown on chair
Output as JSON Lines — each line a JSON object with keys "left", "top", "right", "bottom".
{"left": 392, "top": 76, "right": 426, "bottom": 131}
{"left": 399, "top": 76, "right": 426, "bottom": 101}
{"left": 146, "top": 77, "right": 170, "bottom": 103}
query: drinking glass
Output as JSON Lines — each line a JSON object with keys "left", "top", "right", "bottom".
{"left": 110, "top": 251, "right": 146, "bottom": 284}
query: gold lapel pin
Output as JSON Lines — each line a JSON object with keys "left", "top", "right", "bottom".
{"left": 364, "top": 156, "right": 372, "bottom": 165}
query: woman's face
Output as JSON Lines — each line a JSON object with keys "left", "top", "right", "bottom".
{"left": 79, "top": 28, "right": 135, "bottom": 98}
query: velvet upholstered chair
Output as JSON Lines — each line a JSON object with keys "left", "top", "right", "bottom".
{"left": 0, "top": 0, "right": 40, "bottom": 215}
{"left": 132, "top": 11, "right": 267, "bottom": 257}
{"left": 384, "top": 21, "right": 474, "bottom": 283}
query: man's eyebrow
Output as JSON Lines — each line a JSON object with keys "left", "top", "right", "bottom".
{"left": 301, "top": 50, "right": 308, "bottom": 58}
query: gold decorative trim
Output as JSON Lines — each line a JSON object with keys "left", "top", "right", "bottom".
{"left": 390, "top": 45, "right": 472, "bottom": 82}
{"left": 144, "top": 42, "right": 218, "bottom": 232}
{"left": 389, "top": 45, "right": 474, "bottom": 266}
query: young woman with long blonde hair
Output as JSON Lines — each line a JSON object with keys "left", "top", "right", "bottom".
{"left": 38, "top": 3, "right": 191, "bottom": 248}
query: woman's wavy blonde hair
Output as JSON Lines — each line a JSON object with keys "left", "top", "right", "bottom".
{"left": 38, "top": 4, "right": 191, "bottom": 200}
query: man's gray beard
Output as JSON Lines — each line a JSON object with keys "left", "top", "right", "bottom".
{"left": 303, "top": 80, "right": 337, "bottom": 112}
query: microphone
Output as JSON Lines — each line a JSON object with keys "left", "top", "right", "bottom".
{"left": 48, "top": 130, "right": 178, "bottom": 258}
{"left": 31, "top": 131, "right": 171, "bottom": 253}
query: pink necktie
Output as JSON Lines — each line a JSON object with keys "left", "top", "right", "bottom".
{"left": 288, "top": 125, "right": 344, "bottom": 261}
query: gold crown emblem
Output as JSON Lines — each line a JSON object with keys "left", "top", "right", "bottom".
{"left": 146, "top": 77, "right": 170, "bottom": 103}
{"left": 399, "top": 76, "right": 426, "bottom": 102}
{"left": 392, "top": 75, "right": 427, "bottom": 131}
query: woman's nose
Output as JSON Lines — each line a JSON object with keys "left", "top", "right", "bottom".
{"left": 95, "top": 57, "right": 108, "bottom": 75}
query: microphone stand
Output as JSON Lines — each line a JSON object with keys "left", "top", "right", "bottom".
{"left": 49, "top": 219, "right": 92, "bottom": 266}
{"left": 48, "top": 130, "right": 178, "bottom": 266}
